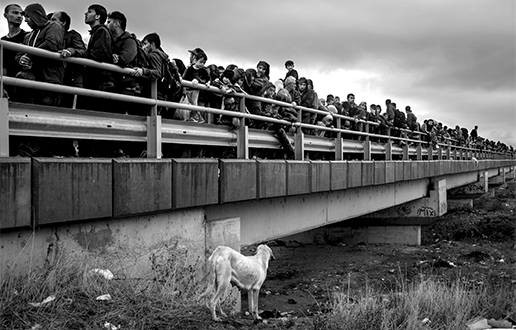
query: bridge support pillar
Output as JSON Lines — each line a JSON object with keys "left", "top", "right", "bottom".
{"left": 283, "top": 179, "right": 447, "bottom": 246}
{"left": 488, "top": 169, "right": 506, "bottom": 186}
{"left": 448, "top": 171, "right": 488, "bottom": 199}
{"left": 205, "top": 217, "right": 241, "bottom": 315}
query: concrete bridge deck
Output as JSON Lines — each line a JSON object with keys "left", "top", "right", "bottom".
{"left": 1, "top": 157, "right": 515, "bottom": 282}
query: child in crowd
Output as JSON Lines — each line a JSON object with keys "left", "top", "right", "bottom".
{"left": 181, "top": 47, "right": 209, "bottom": 122}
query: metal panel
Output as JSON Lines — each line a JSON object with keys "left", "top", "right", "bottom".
{"left": 219, "top": 160, "right": 257, "bottom": 203}
{"left": 286, "top": 161, "right": 310, "bottom": 196}
{"left": 172, "top": 159, "right": 219, "bottom": 209}
{"left": 113, "top": 159, "right": 172, "bottom": 217}
{"left": 311, "top": 161, "right": 331, "bottom": 192}
{"left": 362, "top": 161, "right": 374, "bottom": 186}
{"left": 33, "top": 158, "right": 112, "bottom": 225}
{"left": 0, "top": 158, "right": 31, "bottom": 229}
{"left": 330, "top": 161, "right": 348, "bottom": 191}
{"left": 347, "top": 161, "right": 362, "bottom": 188}
{"left": 257, "top": 160, "right": 287, "bottom": 199}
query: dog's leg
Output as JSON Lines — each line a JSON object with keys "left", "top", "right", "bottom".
{"left": 209, "top": 264, "right": 231, "bottom": 322}
{"left": 247, "top": 290, "right": 255, "bottom": 319}
{"left": 252, "top": 289, "right": 262, "bottom": 320}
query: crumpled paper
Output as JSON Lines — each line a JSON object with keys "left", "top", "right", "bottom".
{"left": 29, "top": 295, "right": 56, "bottom": 307}
{"left": 90, "top": 268, "right": 114, "bottom": 280}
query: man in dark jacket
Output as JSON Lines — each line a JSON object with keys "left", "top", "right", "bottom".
{"left": 131, "top": 32, "right": 172, "bottom": 116}
{"left": 2, "top": 4, "right": 27, "bottom": 100}
{"left": 107, "top": 10, "right": 142, "bottom": 114}
{"left": 15, "top": 3, "right": 64, "bottom": 105}
{"left": 80, "top": 4, "right": 113, "bottom": 111}
{"left": 51, "top": 11, "right": 87, "bottom": 108}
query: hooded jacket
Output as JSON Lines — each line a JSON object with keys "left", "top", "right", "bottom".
{"left": 16, "top": 3, "right": 64, "bottom": 84}
{"left": 142, "top": 48, "right": 169, "bottom": 99}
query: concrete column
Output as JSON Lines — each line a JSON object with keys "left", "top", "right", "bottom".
{"left": 205, "top": 217, "right": 241, "bottom": 315}
{"left": 286, "top": 179, "right": 447, "bottom": 246}
{"left": 448, "top": 171, "right": 488, "bottom": 198}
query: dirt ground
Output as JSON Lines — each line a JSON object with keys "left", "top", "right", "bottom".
{"left": 222, "top": 183, "right": 516, "bottom": 328}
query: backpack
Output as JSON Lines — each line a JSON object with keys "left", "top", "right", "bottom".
{"left": 159, "top": 57, "right": 183, "bottom": 102}
{"left": 129, "top": 34, "right": 149, "bottom": 69}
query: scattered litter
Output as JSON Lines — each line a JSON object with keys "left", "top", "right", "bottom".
{"left": 265, "top": 290, "right": 272, "bottom": 295}
{"left": 487, "top": 318, "right": 513, "bottom": 328}
{"left": 29, "top": 295, "right": 56, "bottom": 307}
{"left": 421, "top": 318, "right": 431, "bottom": 325}
{"left": 104, "top": 322, "right": 120, "bottom": 330}
{"left": 96, "top": 294, "right": 112, "bottom": 301}
{"left": 30, "top": 324, "right": 42, "bottom": 330}
{"left": 287, "top": 298, "right": 297, "bottom": 304}
{"left": 467, "top": 316, "right": 515, "bottom": 329}
{"left": 90, "top": 269, "right": 114, "bottom": 280}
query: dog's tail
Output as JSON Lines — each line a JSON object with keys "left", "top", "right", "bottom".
{"left": 198, "top": 248, "right": 220, "bottom": 303}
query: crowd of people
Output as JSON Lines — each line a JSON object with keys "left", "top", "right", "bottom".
{"left": 1, "top": 3, "right": 514, "bottom": 158}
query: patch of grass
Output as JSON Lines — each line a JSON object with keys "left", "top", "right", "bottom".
{"left": 314, "top": 275, "right": 515, "bottom": 330}
{"left": 0, "top": 245, "right": 212, "bottom": 330}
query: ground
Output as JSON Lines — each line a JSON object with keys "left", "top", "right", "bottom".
{"left": 206, "top": 182, "right": 515, "bottom": 329}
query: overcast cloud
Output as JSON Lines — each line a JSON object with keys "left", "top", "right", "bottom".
{"left": 2, "top": 0, "right": 515, "bottom": 146}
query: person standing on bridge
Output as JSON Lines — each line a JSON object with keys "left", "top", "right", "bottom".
{"left": 15, "top": 3, "right": 64, "bottom": 106}
{"left": 2, "top": 4, "right": 27, "bottom": 100}
{"left": 79, "top": 4, "right": 114, "bottom": 111}
{"left": 471, "top": 125, "right": 478, "bottom": 142}
{"left": 284, "top": 60, "right": 298, "bottom": 81}
{"left": 51, "top": 11, "right": 87, "bottom": 109}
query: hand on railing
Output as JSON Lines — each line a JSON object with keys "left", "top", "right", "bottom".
{"left": 130, "top": 68, "right": 144, "bottom": 77}
{"left": 58, "top": 49, "right": 72, "bottom": 58}
{"left": 19, "top": 54, "right": 32, "bottom": 70}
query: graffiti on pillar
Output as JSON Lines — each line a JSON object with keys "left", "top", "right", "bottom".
{"left": 440, "top": 201, "right": 447, "bottom": 215}
{"left": 450, "top": 183, "right": 485, "bottom": 195}
{"left": 396, "top": 204, "right": 413, "bottom": 217}
{"left": 417, "top": 206, "right": 436, "bottom": 217}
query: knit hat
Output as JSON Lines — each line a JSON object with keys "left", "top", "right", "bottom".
{"left": 298, "top": 77, "right": 308, "bottom": 85}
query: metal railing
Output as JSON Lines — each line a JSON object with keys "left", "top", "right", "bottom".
{"left": 1, "top": 40, "right": 513, "bottom": 161}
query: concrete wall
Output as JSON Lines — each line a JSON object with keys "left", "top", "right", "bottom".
{"left": 1, "top": 208, "right": 207, "bottom": 282}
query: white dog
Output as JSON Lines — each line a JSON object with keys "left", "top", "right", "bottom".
{"left": 199, "top": 244, "right": 275, "bottom": 321}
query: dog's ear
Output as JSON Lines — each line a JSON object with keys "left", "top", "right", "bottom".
{"left": 268, "top": 246, "right": 276, "bottom": 261}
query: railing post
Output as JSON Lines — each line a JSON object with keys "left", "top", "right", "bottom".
{"left": 237, "top": 96, "right": 248, "bottom": 159}
{"left": 427, "top": 144, "right": 433, "bottom": 160}
{"left": 363, "top": 123, "right": 371, "bottom": 160}
{"left": 146, "top": 80, "right": 161, "bottom": 159}
{"left": 446, "top": 144, "right": 451, "bottom": 160}
{"left": 437, "top": 145, "right": 443, "bottom": 160}
{"left": 416, "top": 143, "right": 422, "bottom": 160}
{"left": 385, "top": 128, "right": 392, "bottom": 160}
{"left": 402, "top": 142, "right": 409, "bottom": 160}
{"left": 0, "top": 98, "right": 9, "bottom": 156}
{"left": 295, "top": 107, "right": 304, "bottom": 160}
{"left": 334, "top": 116, "right": 343, "bottom": 160}
{"left": 453, "top": 146, "right": 458, "bottom": 160}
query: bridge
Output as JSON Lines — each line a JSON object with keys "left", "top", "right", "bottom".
{"left": 1, "top": 41, "right": 515, "bottom": 283}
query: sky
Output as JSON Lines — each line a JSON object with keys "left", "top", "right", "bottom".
{"left": 2, "top": 0, "right": 515, "bottom": 146}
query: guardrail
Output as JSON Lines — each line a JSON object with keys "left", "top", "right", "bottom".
{"left": 1, "top": 40, "right": 513, "bottom": 161}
